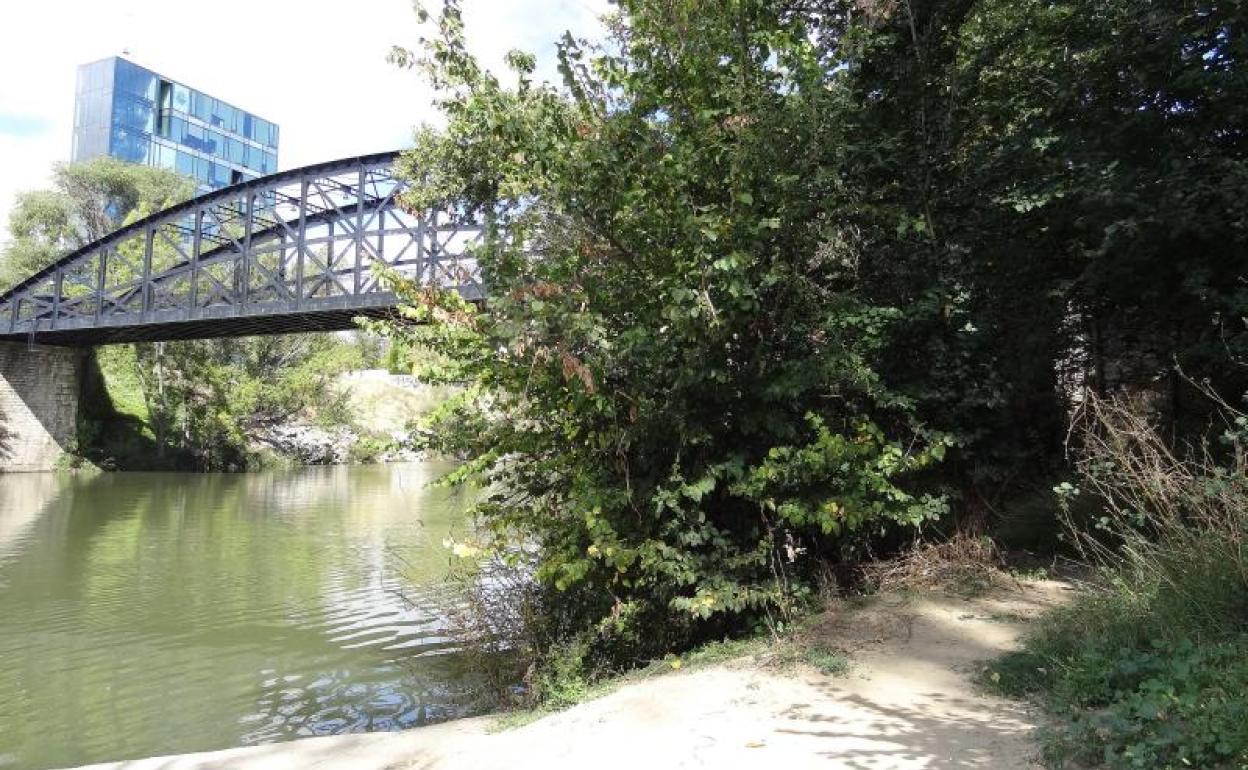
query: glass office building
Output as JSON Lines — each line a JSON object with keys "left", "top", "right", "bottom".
{"left": 72, "top": 57, "right": 279, "bottom": 192}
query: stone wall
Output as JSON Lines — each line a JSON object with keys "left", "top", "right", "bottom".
{"left": 0, "top": 342, "right": 85, "bottom": 472}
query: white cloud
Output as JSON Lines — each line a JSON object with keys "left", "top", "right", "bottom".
{"left": 0, "top": 0, "right": 609, "bottom": 246}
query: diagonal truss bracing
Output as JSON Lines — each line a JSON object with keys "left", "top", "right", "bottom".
{"left": 0, "top": 151, "right": 486, "bottom": 345}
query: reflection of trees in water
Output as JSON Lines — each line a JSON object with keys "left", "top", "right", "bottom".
{"left": 0, "top": 463, "right": 473, "bottom": 770}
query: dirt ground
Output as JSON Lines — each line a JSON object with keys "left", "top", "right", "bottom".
{"left": 69, "top": 581, "right": 1072, "bottom": 770}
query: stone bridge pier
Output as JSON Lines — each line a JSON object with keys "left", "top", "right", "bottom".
{"left": 0, "top": 342, "right": 84, "bottom": 472}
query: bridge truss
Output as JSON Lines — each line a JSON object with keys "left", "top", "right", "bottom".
{"left": 0, "top": 151, "right": 485, "bottom": 345}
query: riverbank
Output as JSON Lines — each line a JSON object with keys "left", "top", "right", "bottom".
{"left": 63, "top": 581, "right": 1071, "bottom": 770}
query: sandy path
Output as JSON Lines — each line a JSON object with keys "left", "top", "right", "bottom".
{"left": 67, "top": 582, "right": 1070, "bottom": 770}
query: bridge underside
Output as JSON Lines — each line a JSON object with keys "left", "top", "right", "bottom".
{"left": 0, "top": 305, "right": 397, "bottom": 346}
{"left": 0, "top": 151, "right": 485, "bottom": 348}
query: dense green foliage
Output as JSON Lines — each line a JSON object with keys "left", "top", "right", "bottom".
{"left": 388, "top": 0, "right": 956, "bottom": 662}
{"left": 1, "top": 160, "right": 385, "bottom": 470}
{"left": 382, "top": 0, "right": 1248, "bottom": 671}
{"left": 79, "top": 334, "right": 380, "bottom": 470}
{"left": 987, "top": 395, "right": 1248, "bottom": 768}
{"left": 994, "top": 637, "right": 1248, "bottom": 769}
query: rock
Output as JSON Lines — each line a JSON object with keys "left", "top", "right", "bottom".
{"left": 251, "top": 422, "right": 356, "bottom": 465}
{"left": 245, "top": 370, "right": 457, "bottom": 467}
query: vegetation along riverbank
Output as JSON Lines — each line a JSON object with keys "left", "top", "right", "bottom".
{"left": 368, "top": 0, "right": 1248, "bottom": 766}
{"left": 2, "top": 0, "right": 1246, "bottom": 766}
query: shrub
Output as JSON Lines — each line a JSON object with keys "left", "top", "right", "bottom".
{"left": 348, "top": 434, "right": 397, "bottom": 464}
{"left": 529, "top": 640, "right": 591, "bottom": 709}
{"left": 996, "top": 637, "right": 1248, "bottom": 769}
{"left": 381, "top": 0, "right": 954, "bottom": 677}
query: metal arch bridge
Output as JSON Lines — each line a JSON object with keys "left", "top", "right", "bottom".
{"left": 0, "top": 151, "right": 485, "bottom": 346}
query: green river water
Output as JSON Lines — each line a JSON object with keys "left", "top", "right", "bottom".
{"left": 0, "top": 463, "right": 473, "bottom": 770}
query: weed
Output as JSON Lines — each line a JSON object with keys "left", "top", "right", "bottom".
{"left": 1008, "top": 566, "right": 1050, "bottom": 582}
{"left": 804, "top": 645, "right": 851, "bottom": 676}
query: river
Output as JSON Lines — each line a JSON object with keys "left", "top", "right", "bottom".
{"left": 0, "top": 463, "right": 475, "bottom": 770}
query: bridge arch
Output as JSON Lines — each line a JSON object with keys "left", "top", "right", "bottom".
{"left": 0, "top": 151, "right": 484, "bottom": 345}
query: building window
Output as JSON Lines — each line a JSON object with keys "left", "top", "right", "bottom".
{"left": 148, "top": 141, "right": 172, "bottom": 169}
{"left": 112, "top": 93, "right": 155, "bottom": 134}
{"left": 183, "top": 122, "right": 205, "bottom": 153}
{"left": 174, "top": 150, "right": 193, "bottom": 177}
{"left": 114, "top": 59, "right": 157, "bottom": 101}
{"left": 172, "top": 83, "right": 190, "bottom": 113}
{"left": 225, "top": 137, "right": 244, "bottom": 165}
{"left": 110, "top": 126, "right": 149, "bottom": 163}
{"left": 190, "top": 91, "right": 211, "bottom": 122}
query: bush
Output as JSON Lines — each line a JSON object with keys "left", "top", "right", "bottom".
{"left": 380, "top": 0, "right": 955, "bottom": 678}
{"left": 529, "top": 640, "right": 591, "bottom": 709}
{"left": 348, "top": 434, "right": 396, "bottom": 464}
{"left": 993, "top": 634, "right": 1248, "bottom": 769}
{"left": 990, "top": 393, "right": 1248, "bottom": 769}
{"left": 1048, "top": 640, "right": 1248, "bottom": 769}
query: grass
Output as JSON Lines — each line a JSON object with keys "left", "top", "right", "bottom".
{"left": 985, "top": 394, "right": 1248, "bottom": 769}
{"left": 803, "top": 644, "right": 851, "bottom": 676}
{"left": 490, "top": 627, "right": 850, "bottom": 732}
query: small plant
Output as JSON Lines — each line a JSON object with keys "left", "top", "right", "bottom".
{"left": 982, "top": 650, "right": 1052, "bottom": 698}
{"left": 1008, "top": 566, "right": 1049, "bottom": 582}
{"left": 804, "top": 644, "right": 851, "bottom": 676}
{"left": 348, "top": 434, "right": 397, "bottom": 464}
{"left": 530, "top": 640, "right": 591, "bottom": 710}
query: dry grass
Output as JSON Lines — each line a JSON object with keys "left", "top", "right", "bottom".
{"left": 1060, "top": 390, "right": 1248, "bottom": 634}
{"left": 863, "top": 533, "right": 1017, "bottom": 597}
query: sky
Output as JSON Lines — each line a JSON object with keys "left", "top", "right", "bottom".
{"left": 0, "top": 0, "right": 610, "bottom": 244}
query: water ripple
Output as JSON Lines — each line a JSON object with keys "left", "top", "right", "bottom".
{"left": 0, "top": 462, "right": 474, "bottom": 770}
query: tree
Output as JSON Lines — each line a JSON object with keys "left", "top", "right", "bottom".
{"left": 816, "top": 0, "right": 1248, "bottom": 492}
{"left": 948, "top": 0, "right": 1248, "bottom": 433}
{"left": 385, "top": 0, "right": 952, "bottom": 663}
{"left": 384, "top": 0, "right": 1248, "bottom": 669}
{"left": 1, "top": 156, "right": 194, "bottom": 289}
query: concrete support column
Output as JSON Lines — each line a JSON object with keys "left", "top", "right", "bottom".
{"left": 0, "top": 342, "right": 84, "bottom": 473}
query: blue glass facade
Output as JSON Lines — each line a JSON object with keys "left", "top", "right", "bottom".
{"left": 72, "top": 58, "right": 279, "bottom": 192}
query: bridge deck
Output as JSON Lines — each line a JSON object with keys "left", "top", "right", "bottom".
{"left": 0, "top": 151, "right": 485, "bottom": 347}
